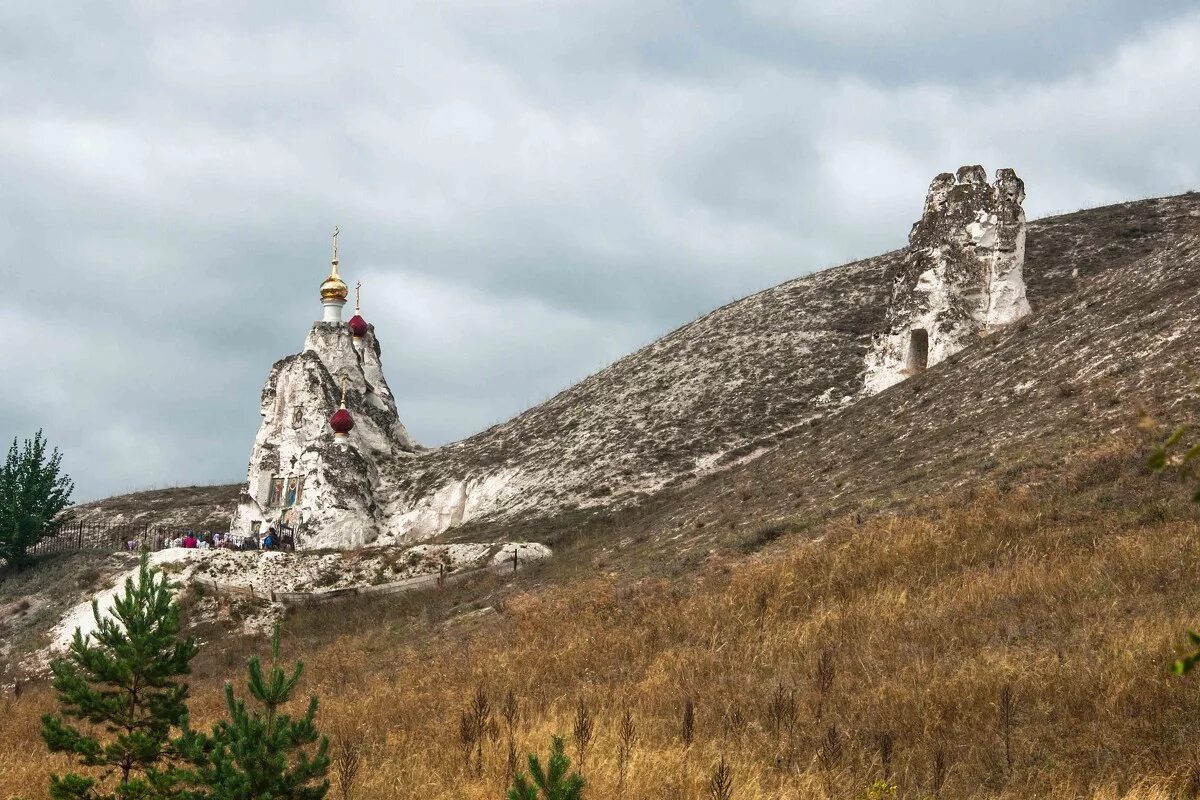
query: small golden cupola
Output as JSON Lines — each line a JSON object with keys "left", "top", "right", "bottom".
{"left": 320, "top": 225, "right": 349, "bottom": 322}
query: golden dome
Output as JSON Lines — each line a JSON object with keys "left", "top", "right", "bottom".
{"left": 321, "top": 225, "right": 349, "bottom": 302}
{"left": 321, "top": 265, "right": 349, "bottom": 302}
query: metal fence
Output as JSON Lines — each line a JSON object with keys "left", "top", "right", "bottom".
{"left": 28, "top": 521, "right": 300, "bottom": 556}
{"left": 29, "top": 521, "right": 184, "bottom": 555}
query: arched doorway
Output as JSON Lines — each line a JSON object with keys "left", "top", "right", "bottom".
{"left": 907, "top": 328, "right": 929, "bottom": 372}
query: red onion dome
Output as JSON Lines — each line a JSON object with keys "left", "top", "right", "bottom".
{"left": 329, "top": 407, "right": 354, "bottom": 435}
{"left": 348, "top": 314, "right": 369, "bottom": 338}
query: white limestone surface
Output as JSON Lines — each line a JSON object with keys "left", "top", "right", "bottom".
{"left": 48, "top": 548, "right": 204, "bottom": 652}
{"left": 190, "top": 541, "right": 552, "bottom": 595}
{"left": 488, "top": 542, "right": 553, "bottom": 569}
{"left": 383, "top": 468, "right": 527, "bottom": 543}
{"left": 230, "top": 320, "right": 418, "bottom": 550}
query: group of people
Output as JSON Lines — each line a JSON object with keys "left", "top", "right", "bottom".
{"left": 130, "top": 527, "right": 296, "bottom": 553}
{"left": 172, "top": 531, "right": 227, "bottom": 550}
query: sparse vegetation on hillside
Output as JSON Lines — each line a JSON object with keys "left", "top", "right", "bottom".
{"left": 1149, "top": 421, "right": 1200, "bottom": 675}
{"left": 68, "top": 484, "right": 240, "bottom": 532}
{"left": 4, "top": 435, "right": 1199, "bottom": 799}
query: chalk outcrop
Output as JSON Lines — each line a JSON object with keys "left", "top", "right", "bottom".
{"left": 863, "top": 166, "right": 1031, "bottom": 394}
{"left": 228, "top": 322, "right": 417, "bottom": 549}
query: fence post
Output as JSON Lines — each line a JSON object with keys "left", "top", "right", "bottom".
{"left": 512, "top": 548, "right": 518, "bottom": 573}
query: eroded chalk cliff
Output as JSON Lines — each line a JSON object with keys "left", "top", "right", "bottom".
{"left": 863, "top": 166, "right": 1031, "bottom": 394}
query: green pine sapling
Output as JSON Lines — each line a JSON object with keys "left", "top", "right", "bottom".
{"left": 41, "top": 552, "right": 198, "bottom": 799}
{"left": 177, "top": 626, "right": 331, "bottom": 799}
{"left": 507, "top": 735, "right": 585, "bottom": 800}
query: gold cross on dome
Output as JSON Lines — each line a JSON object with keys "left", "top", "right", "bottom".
{"left": 332, "top": 225, "right": 340, "bottom": 262}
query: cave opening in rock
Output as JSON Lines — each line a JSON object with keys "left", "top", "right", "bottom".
{"left": 907, "top": 328, "right": 929, "bottom": 372}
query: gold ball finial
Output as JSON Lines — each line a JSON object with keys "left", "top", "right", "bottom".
{"left": 320, "top": 225, "right": 349, "bottom": 302}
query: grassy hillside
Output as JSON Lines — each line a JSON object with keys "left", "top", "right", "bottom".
{"left": 5, "top": 432, "right": 1200, "bottom": 800}
{"left": 68, "top": 483, "right": 240, "bottom": 530}
{"left": 439, "top": 202, "right": 1200, "bottom": 592}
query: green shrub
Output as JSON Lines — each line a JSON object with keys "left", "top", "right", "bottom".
{"left": 507, "top": 736, "right": 584, "bottom": 800}
{"left": 177, "top": 627, "right": 330, "bottom": 799}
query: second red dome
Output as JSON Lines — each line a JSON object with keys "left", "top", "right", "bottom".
{"left": 329, "top": 407, "right": 354, "bottom": 434}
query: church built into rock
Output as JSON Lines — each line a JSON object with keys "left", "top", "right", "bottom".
{"left": 228, "top": 230, "right": 418, "bottom": 548}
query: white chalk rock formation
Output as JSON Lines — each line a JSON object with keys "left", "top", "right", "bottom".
{"left": 229, "top": 245, "right": 417, "bottom": 549}
{"left": 387, "top": 468, "right": 526, "bottom": 541}
{"left": 864, "top": 166, "right": 1031, "bottom": 394}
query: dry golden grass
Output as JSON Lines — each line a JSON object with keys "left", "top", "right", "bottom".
{"left": 4, "top": 438, "right": 1200, "bottom": 799}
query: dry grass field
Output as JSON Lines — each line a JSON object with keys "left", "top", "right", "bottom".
{"left": 4, "top": 435, "right": 1200, "bottom": 799}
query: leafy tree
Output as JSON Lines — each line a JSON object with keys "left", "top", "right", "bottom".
{"left": 177, "top": 628, "right": 330, "bottom": 800}
{"left": 1149, "top": 424, "right": 1200, "bottom": 673}
{"left": 0, "top": 429, "right": 74, "bottom": 568}
{"left": 507, "top": 736, "right": 585, "bottom": 800}
{"left": 42, "top": 552, "right": 198, "bottom": 799}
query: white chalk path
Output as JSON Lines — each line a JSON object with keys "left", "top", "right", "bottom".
{"left": 48, "top": 548, "right": 205, "bottom": 652}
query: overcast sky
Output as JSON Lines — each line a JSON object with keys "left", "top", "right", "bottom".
{"left": 2, "top": 1, "right": 1198, "bottom": 502}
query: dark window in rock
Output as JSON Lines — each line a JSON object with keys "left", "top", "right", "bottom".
{"left": 292, "top": 407, "right": 304, "bottom": 428}
{"left": 907, "top": 328, "right": 929, "bottom": 372}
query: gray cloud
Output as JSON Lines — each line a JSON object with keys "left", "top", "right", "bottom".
{"left": 1, "top": 1, "right": 1197, "bottom": 501}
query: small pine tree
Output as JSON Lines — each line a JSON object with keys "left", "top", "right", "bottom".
{"left": 507, "top": 736, "right": 585, "bottom": 800}
{"left": 178, "top": 627, "right": 330, "bottom": 800}
{"left": 41, "top": 552, "right": 198, "bottom": 799}
{"left": 0, "top": 430, "right": 74, "bottom": 569}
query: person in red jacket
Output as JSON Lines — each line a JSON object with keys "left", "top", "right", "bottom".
{"left": 182, "top": 532, "right": 198, "bottom": 549}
